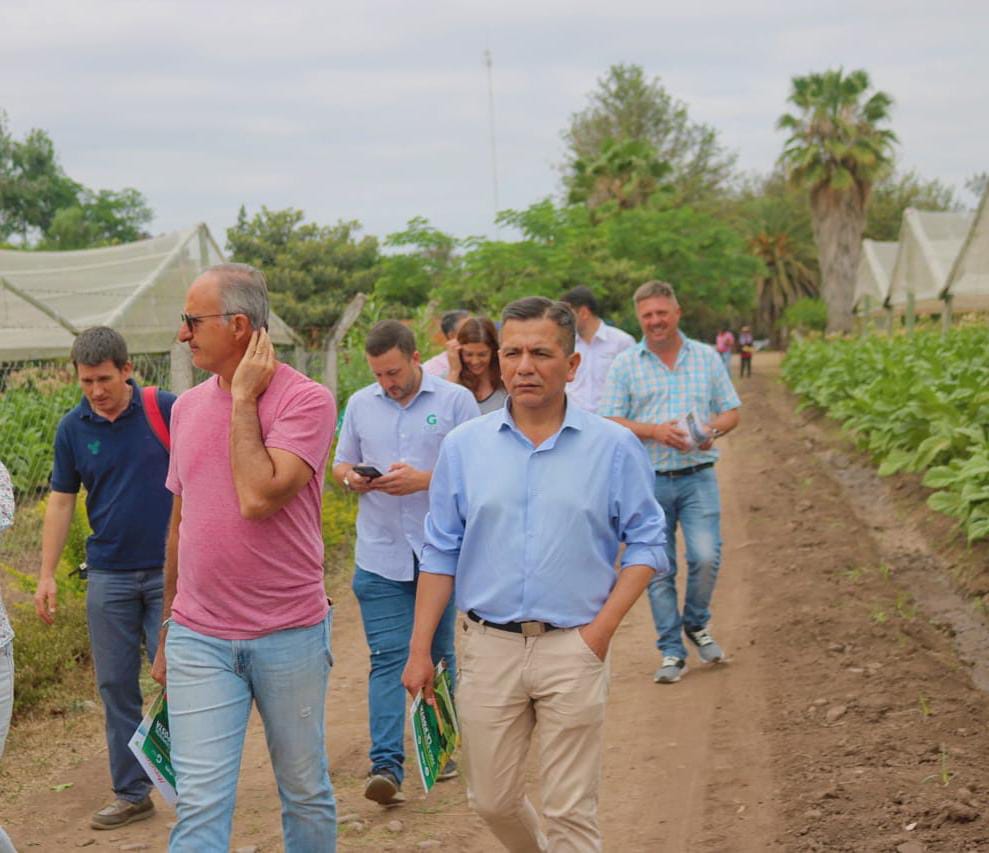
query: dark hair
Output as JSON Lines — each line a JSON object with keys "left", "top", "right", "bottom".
{"left": 501, "top": 297, "right": 577, "bottom": 355}
{"left": 440, "top": 310, "right": 469, "bottom": 338}
{"left": 560, "top": 285, "right": 599, "bottom": 316}
{"left": 71, "top": 326, "right": 130, "bottom": 370}
{"left": 633, "top": 280, "right": 677, "bottom": 304}
{"left": 206, "top": 263, "right": 270, "bottom": 330}
{"left": 455, "top": 317, "right": 503, "bottom": 395}
{"left": 365, "top": 319, "right": 416, "bottom": 358}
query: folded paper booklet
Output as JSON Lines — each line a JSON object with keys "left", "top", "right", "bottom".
{"left": 410, "top": 661, "right": 460, "bottom": 795}
{"left": 675, "top": 411, "right": 712, "bottom": 451}
{"left": 128, "top": 689, "right": 177, "bottom": 806}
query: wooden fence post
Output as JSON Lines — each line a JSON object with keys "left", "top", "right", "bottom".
{"left": 323, "top": 293, "right": 368, "bottom": 401}
{"left": 169, "top": 340, "right": 194, "bottom": 393}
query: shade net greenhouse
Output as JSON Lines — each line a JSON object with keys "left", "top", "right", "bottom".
{"left": 942, "top": 187, "right": 989, "bottom": 313}
{"left": 853, "top": 239, "right": 898, "bottom": 315}
{"left": 0, "top": 224, "right": 296, "bottom": 360}
{"left": 885, "top": 209, "right": 974, "bottom": 315}
{"left": 0, "top": 225, "right": 303, "bottom": 575}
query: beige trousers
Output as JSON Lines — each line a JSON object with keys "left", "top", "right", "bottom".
{"left": 457, "top": 617, "right": 611, "bottom": 853}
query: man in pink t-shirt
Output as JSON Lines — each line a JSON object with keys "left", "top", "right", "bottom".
{"left": 151, "top": 264, "right": 338, "bottom": 851}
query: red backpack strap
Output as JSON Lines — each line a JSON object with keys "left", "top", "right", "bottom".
{"left": 141, "top": 386, "right": 171, "bottom": 453}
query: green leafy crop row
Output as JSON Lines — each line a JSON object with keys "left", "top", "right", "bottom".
{"left": 781, "top": 328, "right": 989, "bottom": 542}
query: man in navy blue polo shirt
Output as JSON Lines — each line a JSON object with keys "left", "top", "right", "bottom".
{"left": 34, "top": 326, "right": 175, "bottom": 830}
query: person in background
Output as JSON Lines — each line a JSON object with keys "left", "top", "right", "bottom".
{"left": 422, "top": 310, "right": 469, "bottom": 379}
{"left": 332, "top": 320, "right": 479, "bottom": 807}
{"left": 715, "top": 327, "right": 735, "bottom": 373}
{"left": 601, "top": 280, "right": 741, "bottom": 685}
{"left": 561, "top": 285, "right": 634, "bottom": 413}
{"left": 738, "top": 325, "right": 754, "bottom": 378}
{"left": 153, "top": 263, "right": 338, "bottom": 851}
{"left": 403, "top": 296, "right": 668, "bottom": 851}
{"left": 34, "top": 326, "right": 174, "bottom": 830}
{"left": 1, "top": 460, "right": 17, "bottom": 853}
{"left": 448, "top": 317, "right": 508, "bottom": 414}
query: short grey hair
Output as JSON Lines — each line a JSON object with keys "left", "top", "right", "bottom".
{"left": 206, "top": 263, "right": 270, "bottom": 330}
{"left": 633, "top": 280, "right": 678, "bottom": 304}
{"left": 501, "top": 296, "right": 577, "bottom": 355}
{"left": 71, "top": 326, "right": 130, "bottom": 370}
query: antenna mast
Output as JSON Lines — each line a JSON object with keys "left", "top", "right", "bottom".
{"left": 483, "top": 47, "right": 501, "bottom": 230}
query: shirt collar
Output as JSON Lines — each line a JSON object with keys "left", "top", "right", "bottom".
{"left": 636, "top": 331, "right": 690, "bottom": 365}
{"left": 79, "top": 379, "right": 142, "bottom": 422}
{"left": 497, "top": 395, "right": 585, "bottom": 447}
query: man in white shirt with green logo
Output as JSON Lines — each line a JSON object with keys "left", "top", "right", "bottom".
{"left": 332, "top": 320, "right": 480, "bottom": 806}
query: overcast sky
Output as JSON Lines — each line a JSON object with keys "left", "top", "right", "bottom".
{"left": 2, "top": 1, "right": 986, "bottom": 249}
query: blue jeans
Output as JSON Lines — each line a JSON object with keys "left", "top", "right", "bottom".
{"left": 86, "top": 568, "right": 163, "bottom": 803}
{"left": 352, "top": 566, "right": 456, "bottom": 784}
{"left": 649, "top": 467, "right": 722, "bottom": 660}
{"left": 166, "top": 615, "right": 336, "bottom": 853}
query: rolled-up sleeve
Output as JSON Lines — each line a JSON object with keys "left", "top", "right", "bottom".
{"left": 614, "top": 436, "right": 670, "bottom": 575}
{"left": 420, "top": 439, "right": 464, "bottom": 576}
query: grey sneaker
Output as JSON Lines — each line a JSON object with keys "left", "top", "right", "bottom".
{"left": 90, "top": 796, "right": 154, "bottom": 830}
{"left": 685, "top": 627, "right": 725, "bottom": 663}
{"left": 654, "top": 656, "right": 687, "bottom": 684}
{"left": 437, "top": 759, "right": 458, "bottom": 781}
{"left": 364, "top": 769, "right": 406, "bottom": 806}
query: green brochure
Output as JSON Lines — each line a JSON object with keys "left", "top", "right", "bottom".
{"left": 410, "top": 661, "right": 460, "bottom": 794}
{"left": 128, "top": 689, "right": 177, "bottom": 805}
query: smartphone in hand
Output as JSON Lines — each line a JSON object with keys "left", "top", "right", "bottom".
{"left": 353, "top": 464, "right": 383, "bottom": 479}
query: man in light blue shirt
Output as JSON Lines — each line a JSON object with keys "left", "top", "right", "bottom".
{"left": 601, "top": 279, "right": 741, "bottom": 685}
{"left": 332, "top": 320, "right": 479, "bottom": 806}
{"left": 403, "top": 297, "right": 667, "bottom": 851}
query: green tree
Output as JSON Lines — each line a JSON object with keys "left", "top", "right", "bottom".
{"left": 374, "top": 217, "right": 460, "bottom": 308}
{"left": 226, "top": 206, "right": 381, "bottom": 343}
{"left": 41, "top": 188, "right": 153, "bottom": 249}
{"left": 778, "top": 68, "right": 897, "bottom": 333}
{"left": 865, "top": 169, "right": 959, "bottom": 241}
{"left": 430, "top": 197, "right": 758, "bottom": 340}
{"left": 0, "top": 112, "right": 81, "bottom": 242}
{"left": 563, "top": 64, "right": 736, "bottom": 205}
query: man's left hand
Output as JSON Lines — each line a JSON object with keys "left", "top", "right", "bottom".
{"left": 231, "top": 328, "right": 276, "bottom": 403}
{"left": 374, "top": 462, "right": 428, "bottom": 496}
{"left": 578, "top": 623, "right": 611, "bottom": 662}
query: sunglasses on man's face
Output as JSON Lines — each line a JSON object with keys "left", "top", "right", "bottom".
{"left": 179, "top": 312, "right": 238, "bottom": 335}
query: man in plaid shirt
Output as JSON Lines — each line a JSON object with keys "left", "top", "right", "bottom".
{"left": 600, "top": 280, "right": 741, "bottom": 684}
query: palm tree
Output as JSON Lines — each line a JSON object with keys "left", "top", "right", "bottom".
{"left": 750, "top": 231, "right": 818, "bottom": 346}
{"left": 566, "top": 137, "right": 672, "bottom": 213}
{"left": 778, "top": 68, "right": 896, "bottom": 333}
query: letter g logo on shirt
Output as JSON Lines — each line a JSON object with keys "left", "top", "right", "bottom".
{"left": 424, "top": 413, "right": 439, "bottom": 432}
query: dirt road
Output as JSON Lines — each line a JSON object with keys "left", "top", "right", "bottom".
{"left": 3, "top": 353, "right": 988, "bottom": 851}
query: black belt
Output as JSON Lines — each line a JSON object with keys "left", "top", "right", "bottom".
{"left": 467, "top": 609, "right": 559, "bottom": 636}
{"left": 656, "top": 462, "right": 715, "bottom": 478}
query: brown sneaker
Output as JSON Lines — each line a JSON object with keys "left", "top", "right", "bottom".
{"left": 90, "top": 796, "right": 155, "bottom": 830}
{"left": 364, "top": 769, "right": 406, "bottom": 806}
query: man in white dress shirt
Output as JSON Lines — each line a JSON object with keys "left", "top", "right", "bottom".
{"left": 562, "top": 286, "right": 635, "bottom": 413}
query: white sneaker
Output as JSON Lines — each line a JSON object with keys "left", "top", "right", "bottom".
{"left": 654, "top": 656, "right": 687, "bottom": 683}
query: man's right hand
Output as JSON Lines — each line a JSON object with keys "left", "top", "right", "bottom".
{"left": 344, "top": 469, "right": 377, "bottom": 494}
{"left": 401, "top": 649, "right": 437, "bottom": 706}
{"left": 34, "top": 576, "right": 58, "bottom": 625}
{"left": 151, "top": 642, "right": 167, "bottom": 686}
{"left": 653, "top": 420, "right": 692, "bottom": 452}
